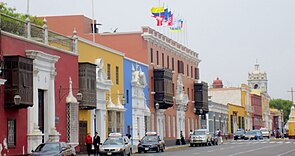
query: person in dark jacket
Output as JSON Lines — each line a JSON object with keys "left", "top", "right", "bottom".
{"left": 93, "top": 132, "right": 100, "bottom": 156}
{"left": 180, "top": 131, "right": 186, "bottom": 145}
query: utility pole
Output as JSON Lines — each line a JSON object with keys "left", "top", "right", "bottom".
{"left": 288, "top": 87, "right": 295, "bottom": 105}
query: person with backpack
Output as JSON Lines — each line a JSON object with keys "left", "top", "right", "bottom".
{"left": 84, "top": 133, "right": 93, "bottom": 156}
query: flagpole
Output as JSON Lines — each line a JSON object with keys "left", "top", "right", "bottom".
{"left": 92, "top": 0, "right": 95, "bottom": 42}
{"left": 26, "top": 0, "right": 30, "bottom": 16}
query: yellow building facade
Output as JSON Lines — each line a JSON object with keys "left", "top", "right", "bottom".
{"left": 241, "top": 84, "right": 253, "bottom": 131}
{"left": 78, "top": 38, "right": 124, "bottom": 137}
{"left": 228, "top": 103, "right": 246, "bottom": 134}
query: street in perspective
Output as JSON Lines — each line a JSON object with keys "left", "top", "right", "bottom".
{"left": 1, "top": 0, "right": 295, "bottom": 156}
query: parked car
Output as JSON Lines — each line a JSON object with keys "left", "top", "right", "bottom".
{"left": 244, "top": 130, "right": 263, "bottom": 140}
{"left": 260, "top": 128, "right": 270, "bottom": 138}
{"left": 234, "top": 129, "right": 245, "bottom": 140}
{"left": 30, "top": 142, "right": 76, "bottom": 156}
{"left": 138, "top": 132, "right": 165, "bottom": 153}
{"left": 99, "top": 133, "right": 132, "bottom": 156}
{"left": 190, "top": 129, "right": 212, "bottom": 147}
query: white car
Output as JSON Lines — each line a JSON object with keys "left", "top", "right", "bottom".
{"left": 190, "top": 129, "right": 211, "bottom": 146}
{"left": 260, "top": 128, "right": 270, "bottom": 138}
{"left": 99, "top": 133, "right": 132, "bottom": 156}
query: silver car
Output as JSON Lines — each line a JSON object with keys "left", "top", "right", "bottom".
{"left": 99, "top": 133, "right": 132, "bottom": 156}
{"left": 190, "top": 129, "right": 211, "bottom": 146}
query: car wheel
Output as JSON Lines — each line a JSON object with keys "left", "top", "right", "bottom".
{"left": 161, "top": 147, "right": 164, "bottom": 152}
{"left": 156, "top": 146, "right": 160, "bottom": 153}
{"left": 138, "top": 149, "right": 142, "bottom": 153}
{"left": 144, "top": 151, "right": 147, "bottom": 153}
{"left": 190, "top": 143, "right": 193, "bottom": 147}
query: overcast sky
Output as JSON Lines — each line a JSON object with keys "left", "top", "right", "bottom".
{"left": 2, "top": 0, "right": 295, "bottom": 100}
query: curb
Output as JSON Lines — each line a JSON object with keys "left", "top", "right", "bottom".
{"left": 165, "top": 144, "right": 190, "bottom": 150}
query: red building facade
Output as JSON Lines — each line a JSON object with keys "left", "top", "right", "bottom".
{"left": 251, "top": 94, "right": 263, "bottom": 130}
{"left": 0, "top": 14, "right": 78, "bottom": 155}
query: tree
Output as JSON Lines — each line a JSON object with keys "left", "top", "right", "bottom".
{"left": 269, "top": 99, "right": 293, "bottom": 123}
{"left": 0, "top": 2, "right": 42, "bottom": 25}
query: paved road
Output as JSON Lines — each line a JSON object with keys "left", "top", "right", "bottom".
{"left": 132, "top": 139, "right": 295, "bottom": 156}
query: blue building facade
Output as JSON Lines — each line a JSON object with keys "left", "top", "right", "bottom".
{"left": 123, "top": 57, "right": 149, "bottom": 143}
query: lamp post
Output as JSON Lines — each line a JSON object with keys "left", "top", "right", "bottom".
{"left": 14, "top": 94, "right": 21, "bottom": 105}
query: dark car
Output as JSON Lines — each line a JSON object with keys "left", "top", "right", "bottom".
{"left": 138, "top": 132, "right": 165, "bottom": 153}
{"left": 30, "top": 142, "right": 76, "bottom": 156}
{"left": 234, "top": 131, "right": 245, "bottom": 140}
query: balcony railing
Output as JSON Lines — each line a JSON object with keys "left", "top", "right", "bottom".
{"left": 0, "top": 13, "right": 77, "bottom": 53}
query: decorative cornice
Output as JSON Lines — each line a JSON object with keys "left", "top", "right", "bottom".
{"left": 141, "top": 31, "right": 201, "bottom": 65}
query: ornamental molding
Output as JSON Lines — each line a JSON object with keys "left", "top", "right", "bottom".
{"left": 142, "top": 32, "right": 201, "bottom": 65}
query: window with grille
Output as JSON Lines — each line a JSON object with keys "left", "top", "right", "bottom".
{"left": 167, "top": 56, "right": 169, "bottom": 69}
{"left": 7, "top": 119, "right": 16, "bottom": 147}
{"left": 162, "top": 53, "right": 164, "bottom": 67}
{"left": 172, "top": 57, "right": 174, "bottom": 71}
{"left": 107, "top": 64, "right": 111, "bottom": 80}
{"left": 150, "top": 48, "right": 154, "bottom": 63}
{"left": 116, "top": 66, "right": 119, "bottom": 85}
{"left": 156, "top": 51, "right": 159, "bottom": 65}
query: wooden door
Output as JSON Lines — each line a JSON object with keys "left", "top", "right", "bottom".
{"left": 79, "top": 121, "right": 87, "bottom": 153}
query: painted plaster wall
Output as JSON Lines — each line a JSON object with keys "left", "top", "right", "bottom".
{"left": 123, "top": 58, "right": 149, "bottom": 135}
{"left": 77, "top": 40, "right": 124, "bottom": 135}
{"left": 1, "top": 33, "right": 78, "bottom": 155}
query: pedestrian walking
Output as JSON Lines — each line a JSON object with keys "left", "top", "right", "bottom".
{"left": 93, "top": 132, "right": 100, "bottom": 156}
{"left": 180, "top": 131, "right": 186, "bottom": 145}
{"left": 216, "top": 129, "right": 223, "bottom": 144}
{"left": 189, "top": 130, "right": 193, "bottom": 139}
{"left": 84, "top": 133, "right": 93, "bottom": 156}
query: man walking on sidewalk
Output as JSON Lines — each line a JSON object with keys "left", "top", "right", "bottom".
{"left": 216, "top": 129, "right": 223, "bottom": 144}
{"left": 93, "top": 132, "right": 100, "bottom": 156}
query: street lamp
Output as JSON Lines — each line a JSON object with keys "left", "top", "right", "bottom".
{"left": 76, "top": 91, "right": 83, "bottom": 102}
{"left": 14, "top": 94, "right": 21, "bottom": 105}
{"left": 155, "top": 103, "right": 160, "bottom": 110}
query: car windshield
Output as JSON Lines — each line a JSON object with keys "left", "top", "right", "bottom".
{"left": 34, "top": 143, "right": 60, "bottom": 152}
{"left": 194, "top": 131, "right": 206, "bottom": 135}
{"left": 246, "top": 131, "right": 257, "bottom": 135}
{"left": 234, "top": 131, "right": 243, "bottom": 135}
{"left": 261, "top": 129, "right": 268, "bottom": 132}
{"left": 142, "top": 136, "right": 158, "bottom": 143}
{"left": 103, "top": 137, "right": 123, "bottom": 145}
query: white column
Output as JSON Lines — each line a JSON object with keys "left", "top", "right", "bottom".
{"left": 176, "top": 111, "right": 181, "bottom": 139}
{"left": 96, "top": 109, "right": 107, "bottom": 143}
{"left": 48, "top": 72, "right": 60, "bottom": 142}
{"left": 27, "top": 70, "right": 43, "bottom": 153}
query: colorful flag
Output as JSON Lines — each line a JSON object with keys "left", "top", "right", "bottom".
{"left": 151, "top": 7, "right": 165, "bottom": 13}
{"left": 170, "top": 19, "right": 184, "bottom": 32}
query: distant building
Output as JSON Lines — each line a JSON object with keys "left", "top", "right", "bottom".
{"left": 248, "top": 63, "right": 271, "bottom": 130}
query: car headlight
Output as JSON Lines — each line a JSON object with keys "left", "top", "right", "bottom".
{"left": 114, "top": 148, "right": 124, "bottom": 151}
{"left": 99, "top": 148, "right": 105, "bottom": 151}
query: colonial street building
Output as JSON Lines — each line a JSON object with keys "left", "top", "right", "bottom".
{"left": 94, "top": 27, "right": 207, "bottom": 145}
{"left": 209, "top": 78, "right": 252, "bottom": 133}
{"left": 0, "top": 14, "right": 79, "bottom": 155}
{"left": 77, "top": 38, "right": 125, "bottom": 152}
{"left": 124, "top": 60, "right": 150, "bottom": 145}
{"left": 248, "top": 63, "right": 271, "bottom": 130}
{"left": 208, "top": 99, "right": 228, "bottom": 135}
{"left": 41, "top": 15, "right": 207, "bottom": 145}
